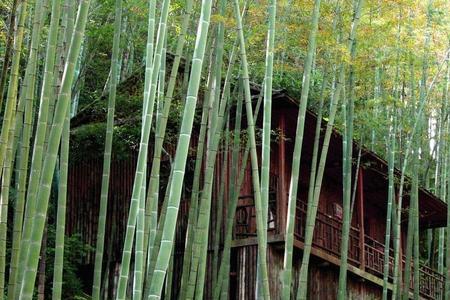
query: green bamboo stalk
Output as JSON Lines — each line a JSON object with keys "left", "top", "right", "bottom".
{"left": 214, "top": 82, "right": 244, "bottom": 300}
{"left": 3, "top": 1, "right": 46, "bottom": 297}
{"left": 297, "top": 65, "right": 344, "bottom": 300}
{"left": 282, "top": 0, "right": 322, "bottom": 297}
{"left": 0, "top": 0, "right": 28, "bottom": 176}
{"left": 393, "top": 10, "right": 413, "bottom": 295}
{"left": 444, "top": 44, "right": 450, "bottom": 300}
{"left": 143, "top": 163, "right": 173, "bottom": 299}
{"left": 337, "top": 1, "right": 364, "bottom": 298}
{"left": 412, "top": 174, "right": 420, "bottom": 300}
{"left": 302, "top": 10, "right": 338, "bottom": 276}
{"left": 48, "top": 0, "right": 71, "bottom": 141}
{"left": 142, "top": 0, "right": 156, "bottom": 119}
{"left": 141, "top": 0, "right": 158, "bottom": 266}
{"left": 0, "top": 121, "right": 16, "bottom": 300}
{"left": 192, "top": 3, "right": 230, "bottom": 299}
{"left": 11, "top": 0, "right": 49, "bottom": 169}
{"left": 258, "top": 0, "right": 276, "bottom": 294}
{"left": 47, "top": 0, "right": 70, "bottom": 299}
{"left": 437, "top": 122, "right": 446, "bottom": 275}
{"left": 184, "top": 30, "right": 231, "bottom": 300}
{"left": 403, "top": 184, "right": 415, "bottom": 299}
{"left": 381, "top": 6, "right": 402, "bottom": 299}
{"left": 297, "top": 10, "right": 357, "bottom": 295}
{"left": 15, "top": 2, "right": 72, "bottom": 297}
{"left": 0, "top": 0, "right": 18, "bottom": 108}
{"left": 238, "top": 104, "right": 268, "bottom": 300}
{"left": 192, "top": 115, "right": 230, "bottom": 300}
{"left": 232, "top": 0, "right": 271, "bottom": 297}
{"left": 382, "top": 111, "right": 396, "bottom": 300}
{"left": 204, "top": 39, "right": 220, "bottom": 157}
{"left": 184, "top": 68, "right": 231, "bottom": 300}
{"left": 436, "top": 60, "right": 449, "bottom": 277}
{"left": 144, "top": 28, "right": 167, "bottom": 282}
{"left": 164, "top": 242, "right": 175, "bottom": 299}
{"left": 393, "top": 2, "right": 433, "bottom": 296}
{"left": 133, "top": 172, "right": 146, "bottom": 300}
{"left": 52, "top": 97, "right": 70, "bottom": 300}
{"left": 140, "top": 0, "right": 157, "bottom": 273}
{"left": 92, "top": 0, "right": 122, "bottom": 298}
{"left": 177, "top": 85, "right": 208, "bottom": 300}
{"left": 304, "top": 68, "right": 329, "bottom": 234}
{"left": 403, "top": 147, "right": 419, "bottom": 300}
{"left": 137, "top": 37, "right": 166, "bottom": 298}
{"left": 209, "top": 0, "right": 226, "bottom": 136}
{"left": 340, "top": 78, "right": 350, "bottom": 297}
{"left": 179, "top": 9, "right": 240, "bottom": 300}
{"left": 115, "top": 0, "right": 171, "bottom": 297}
{"left": 212, "top": 118, "right": 229, "bottom": 290}
{"left": 5, "top": 0, "right": 52, "bottom": 269}
{"left": 18, "top": 0, "right": 92, "bottom": 297}
{"left": 0, "top": 1, "right": 28, "bottom": 299}
{"left": 256, "top": 0, "right": 277, "bottom": 295}
{"left": 147, "top": 1, "right": 213, "bottom": 297}
{"left": 215, "top": 83, "right": 265, "bottom": 300}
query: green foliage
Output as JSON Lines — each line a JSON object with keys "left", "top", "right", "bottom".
{"left": 45, "top": 231, "right": 94, "bottom": 299}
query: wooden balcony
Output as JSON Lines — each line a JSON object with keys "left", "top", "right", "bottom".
{"left": 363, "top": 236, "right": 444, "bottom": 299}
{"left": 233, "top": 195, "right": 444, "bottom": 299}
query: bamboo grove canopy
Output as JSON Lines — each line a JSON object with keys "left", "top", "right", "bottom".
{"left": 1, "top": 0, "right": 450, "bottom": 299}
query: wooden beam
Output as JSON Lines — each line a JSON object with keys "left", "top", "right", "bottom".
{"left": 231, "top": 234, "right": 285, "bottom": 248}
{"left": 358, "top": 167, "right": 365, "bottom": 271}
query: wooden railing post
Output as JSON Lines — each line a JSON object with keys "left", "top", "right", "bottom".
{"left": 358, "top": 167, "right": 365, "bottom": 270}
{"left": 277, "top": 114, "right": 287, "bottom": 236}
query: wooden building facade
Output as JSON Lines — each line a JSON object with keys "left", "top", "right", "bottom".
{"left": 223, "top": 89, "right": 447, "bottom": 299}
{"left": 67, "top": 88, "right": 447, "bottom": 299}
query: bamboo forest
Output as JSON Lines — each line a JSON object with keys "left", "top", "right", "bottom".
{"left": 4, "top": 0, "right": 450, "bottom": 299}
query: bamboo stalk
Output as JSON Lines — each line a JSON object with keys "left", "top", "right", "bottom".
{"left": 52, "top": 97, "right": 70, "bottom": 300}
{"left": 232, "top": 0, "right": 271, "bottom": 297}
{"left": 92, "top": 0, "right": 122, "bottom": 297}
{"left": 0, "top": 0, "right": 19, "bottom": 108}
{"left": 338, "top": 1, "right": 364, "bottom": 298}
{"left": 145, "top": 0, "right": 193, "bottom": 290}
{"left": 18, "top": 1, "right": 92, "bottom": 297}
{"left": 282, "top": 1, "right": 322, "bottom": 297}
{"left": 147, "top": 1, "right": 213, "bottom": 297}
{"left": 115, "top": 0, "right": 171, "bottom": 297}
{"left": 0, "top": 0, "right": 28, "bottom": 176}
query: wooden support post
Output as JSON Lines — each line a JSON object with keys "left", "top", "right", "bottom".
{"left": 278, "top": 114, "right": 287, "bottom": 236}
{"left": 358, "top": 167, "right": 365, "bottom": 270}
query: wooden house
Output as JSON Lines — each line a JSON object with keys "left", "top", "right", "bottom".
{"left": 220, "top": 87, "right": 447, "bottom": 299}
{"left": 67, "top": 85, "right": 447, "bottom": 299}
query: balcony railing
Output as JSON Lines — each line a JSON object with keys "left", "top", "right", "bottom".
{"left": 233, "top": 188, "right": 444, "bottom": 299}
{"left": 294, "top": 199, "right": 361, "bottom": 265}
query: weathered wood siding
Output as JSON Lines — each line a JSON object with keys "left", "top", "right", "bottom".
{"left": 231, "top": 245, "right": 382, "bottom": 300}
